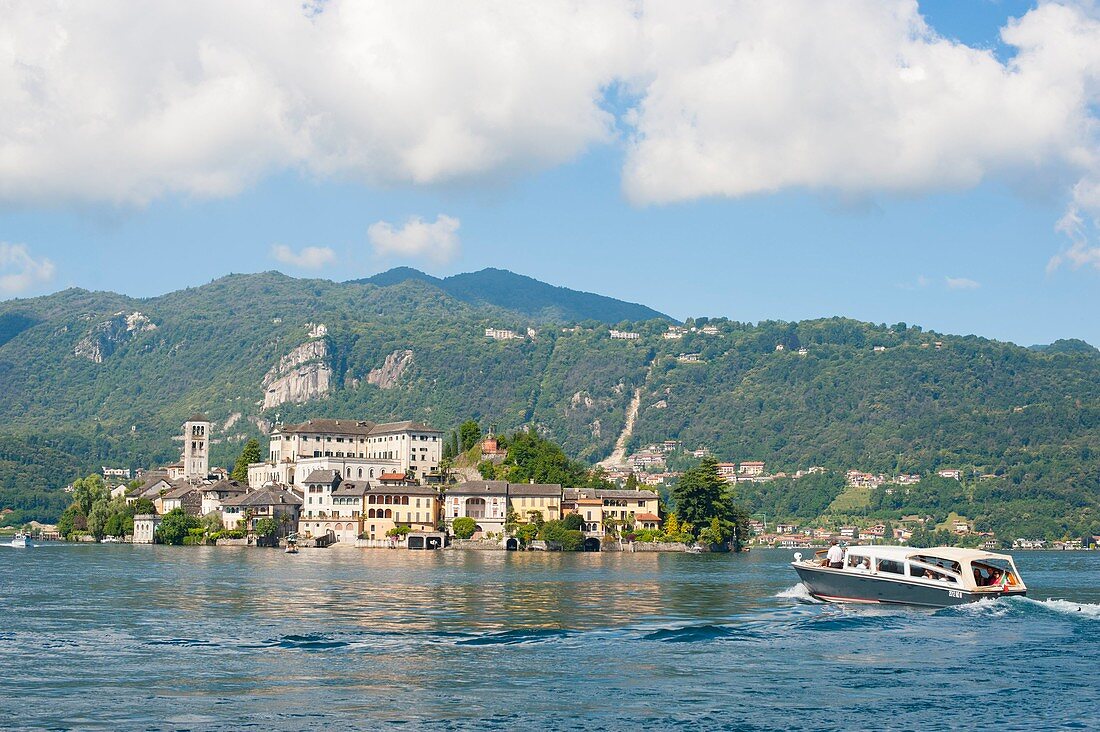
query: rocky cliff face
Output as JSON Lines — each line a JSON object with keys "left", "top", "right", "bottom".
{"left": 262, "top": 338, "right": 332, "bottom": 410}
{"left": 366, "top": 349, "right": 413, "bottom": 390}
{"left": 74, "top": 311, "right": 157, "bottom": 363}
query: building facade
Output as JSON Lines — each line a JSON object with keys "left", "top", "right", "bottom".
{"left": 248, "top": 418, "right": 443, "bottom": 488}
{"left": 444, "top": 481, "right": 510, "bottom": 536}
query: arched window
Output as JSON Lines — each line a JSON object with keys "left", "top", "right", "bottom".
{"left": 368, "top": 495, "right": 375, "bottom": 504}
{"left": 346, "top": 467, "right": 351, "bottom": 477}
{"left": 402, "top": 496, "right": 409, "bottom": 505}
{"left": 384, "top": 509, "right": 392, "bottom": 519}
{"left": 368, "top": 509, "right": 376, "bottom": 518}
{"left": 358, "top": 468, "right": 363, "bottom": 478}
{"left": 369, "top": 468, "right": 375, "bottom": 479}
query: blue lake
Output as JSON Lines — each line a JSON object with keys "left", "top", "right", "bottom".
{"left": 1, "top": 545, "right": 1097, "bottom": 730}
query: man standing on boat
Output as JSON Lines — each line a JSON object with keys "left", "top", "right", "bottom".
{"left": 827, "top": 540, "right": 845, "bottom": 569}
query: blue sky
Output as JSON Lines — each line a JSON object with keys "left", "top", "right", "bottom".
{"left": 1, "top": 1, "right": 1098, "bottom": 347}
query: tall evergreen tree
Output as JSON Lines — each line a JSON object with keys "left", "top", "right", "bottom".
{"left": 231, "top": 439, "right": 262, "bottom": 482}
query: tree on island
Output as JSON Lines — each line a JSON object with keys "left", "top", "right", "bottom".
{"left": 157, "top": 508, "right": 201, "bottom": 545}
{"left": 672, "top": 456, "right": 751, "bottom": 550}
{"left": 231, "top": 439, "right": 262, "bottom": 482}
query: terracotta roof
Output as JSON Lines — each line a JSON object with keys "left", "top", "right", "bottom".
{"left": 635, "top": 513, "right": 661, "bottom": 522}
{"left": 379, "top": 472, "right": 407, "bottom": 481}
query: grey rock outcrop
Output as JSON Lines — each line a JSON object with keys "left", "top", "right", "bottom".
{"left": 262, "top": 338, "right": 332, "bottom": 410}
{"left": 366, "top": 349, "right": 413, "bottom": 390}
{"left": 74, "top": 311, "right": 157, "bottom": 363}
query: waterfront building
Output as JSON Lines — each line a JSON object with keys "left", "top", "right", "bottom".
{"left": 297, "top": 470, "right": 441, "bottom": 542}
{"left": 562, "top": 488, "right": 661, "bottom": 536}
{"left": 133, "top": 514, "right": 161, "bottom": 544}
{"left": 247, "top": 417, "right": 444, "bottom": 489}
{"left": 507, "top": 483, "right": 563, "bottom": 525}
{"left": 220, "top": 486, "right": 302, "bottom": 537}
{"left": 444, "top": 481, "right": 509, "bottom": 536}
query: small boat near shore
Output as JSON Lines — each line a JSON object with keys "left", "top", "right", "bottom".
{"left": 791, "top": 545, "right": 1026, "bottom": 607}
{"left": 11, "top": 532, "right": 32, "bottom": 548}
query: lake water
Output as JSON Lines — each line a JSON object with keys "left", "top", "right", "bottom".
{"left": 1, "top": 545, "right": 1097, "bottom": 731}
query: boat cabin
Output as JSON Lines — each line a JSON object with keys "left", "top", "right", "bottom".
{"left": 817, "top": 546, "right": 1025, "bottom": 593}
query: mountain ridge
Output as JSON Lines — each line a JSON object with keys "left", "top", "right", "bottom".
{"left": 354, "top": 266, "right": 671, "bottom": 324}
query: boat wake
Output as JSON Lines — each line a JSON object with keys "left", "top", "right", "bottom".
{"left": 1021, "top": 597, "right": 1100, "bottom": 620}
{"left": 775, "top": 583, "right": 823, "bottom": 603}
{"left": 945, "top": 595, "right": 1100, "bottom": 620}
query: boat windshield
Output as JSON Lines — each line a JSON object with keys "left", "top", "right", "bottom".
{"left": 971, "top": 558, "right": 1022, "bottom": 588}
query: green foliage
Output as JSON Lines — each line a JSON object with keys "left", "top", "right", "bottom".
{"left": 671, "top": 457, "right": 750, "bottom": 548}
{"left": 562, "top": 513, "right": 585, "bottom": 531}
{"left": 738, "top": 471, "right": 848, "bottom": 521}
{"left": 459, "top": 420, "right": 482, "bottom": 453}
{"left": 560, "top": 530, "right": 585, "bottom": 551}
{"left": 253, "top": 517, "right": 279, "bottom": 538}
{"left": 452, "top": 516, "right": 477, "bottom": 539}
{"left": 157, "top": 508, "right": 201, "bottom": 545}
{"left": 231, "top": 439, "right": 262, "bottom": 482}
{"left": 386, "top": 524, "right": 412, "bottom": 538}
{"left": 515, "top": 523, "right": 539, "bottom": 545}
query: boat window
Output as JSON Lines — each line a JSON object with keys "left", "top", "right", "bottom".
{"left": 910, "top": 565, "right": 957, "bottom": 583}
{"left": 847, "top": 554, "right": 870, "bottom": 570}
{"left": 914, "top": 555, "right": 962, "bottom": 575}
{"left": 877, "top": 558, "right": 905, "bottom": 575}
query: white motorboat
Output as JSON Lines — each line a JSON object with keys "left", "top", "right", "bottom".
{"left": 11, "top": 532, "right": 32, "bottom": 548}
{"left": 792, "top": 545, "right": 1027, "bottom": 607}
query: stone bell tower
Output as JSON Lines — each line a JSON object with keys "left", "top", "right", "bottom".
{"left": 183, "top": 414, "right": 211, "bottom": 481}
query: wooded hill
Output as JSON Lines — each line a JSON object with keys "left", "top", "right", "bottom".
{"left": 0, "top": 269, "right": 1096, "bottom": 535}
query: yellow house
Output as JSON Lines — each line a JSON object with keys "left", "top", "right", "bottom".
{"left": 563, "top": 489, "right": 661, "bottom": 535}
{"left": 507, "top": 483, "right": 563, "bottom": 525}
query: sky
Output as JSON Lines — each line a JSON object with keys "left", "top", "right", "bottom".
{"left": 1, "top": 0, "right": 1099, "bottom": 347}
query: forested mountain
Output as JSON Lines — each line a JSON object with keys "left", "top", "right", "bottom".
{"left": 355, "top": 267, "right": 669, "bottom": 323}
{"left": 0, "top": 269, "right": 1097, "bottom": 536}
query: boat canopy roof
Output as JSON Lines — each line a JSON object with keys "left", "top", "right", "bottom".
{"left": 845, "top": 545, "right": 1014, "bottom": 564}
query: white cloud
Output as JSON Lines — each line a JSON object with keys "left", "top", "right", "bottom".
{"left": 0, "top": 243, "right": 56, "bottom": 296}
{"left": 945, "top": 276, "right": 981, "bottom": 290}
{"left": 271, "top": 244, "right": 336, "bottom": 270}
{"left": 5, "top": 0, "right": 1100, "bottom": 272}
{"left": 368, "top": 215, "right": 461, "bottom": 264}
{"left": 623, "top": 1, "right": 1100, "bottom": 206}
{"left": 0, "top": 0, "right": 637, "bottom": 205}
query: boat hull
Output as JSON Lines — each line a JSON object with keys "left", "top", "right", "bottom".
{"left": 794, "top": 565, "right": 1025, "bottom": 607}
